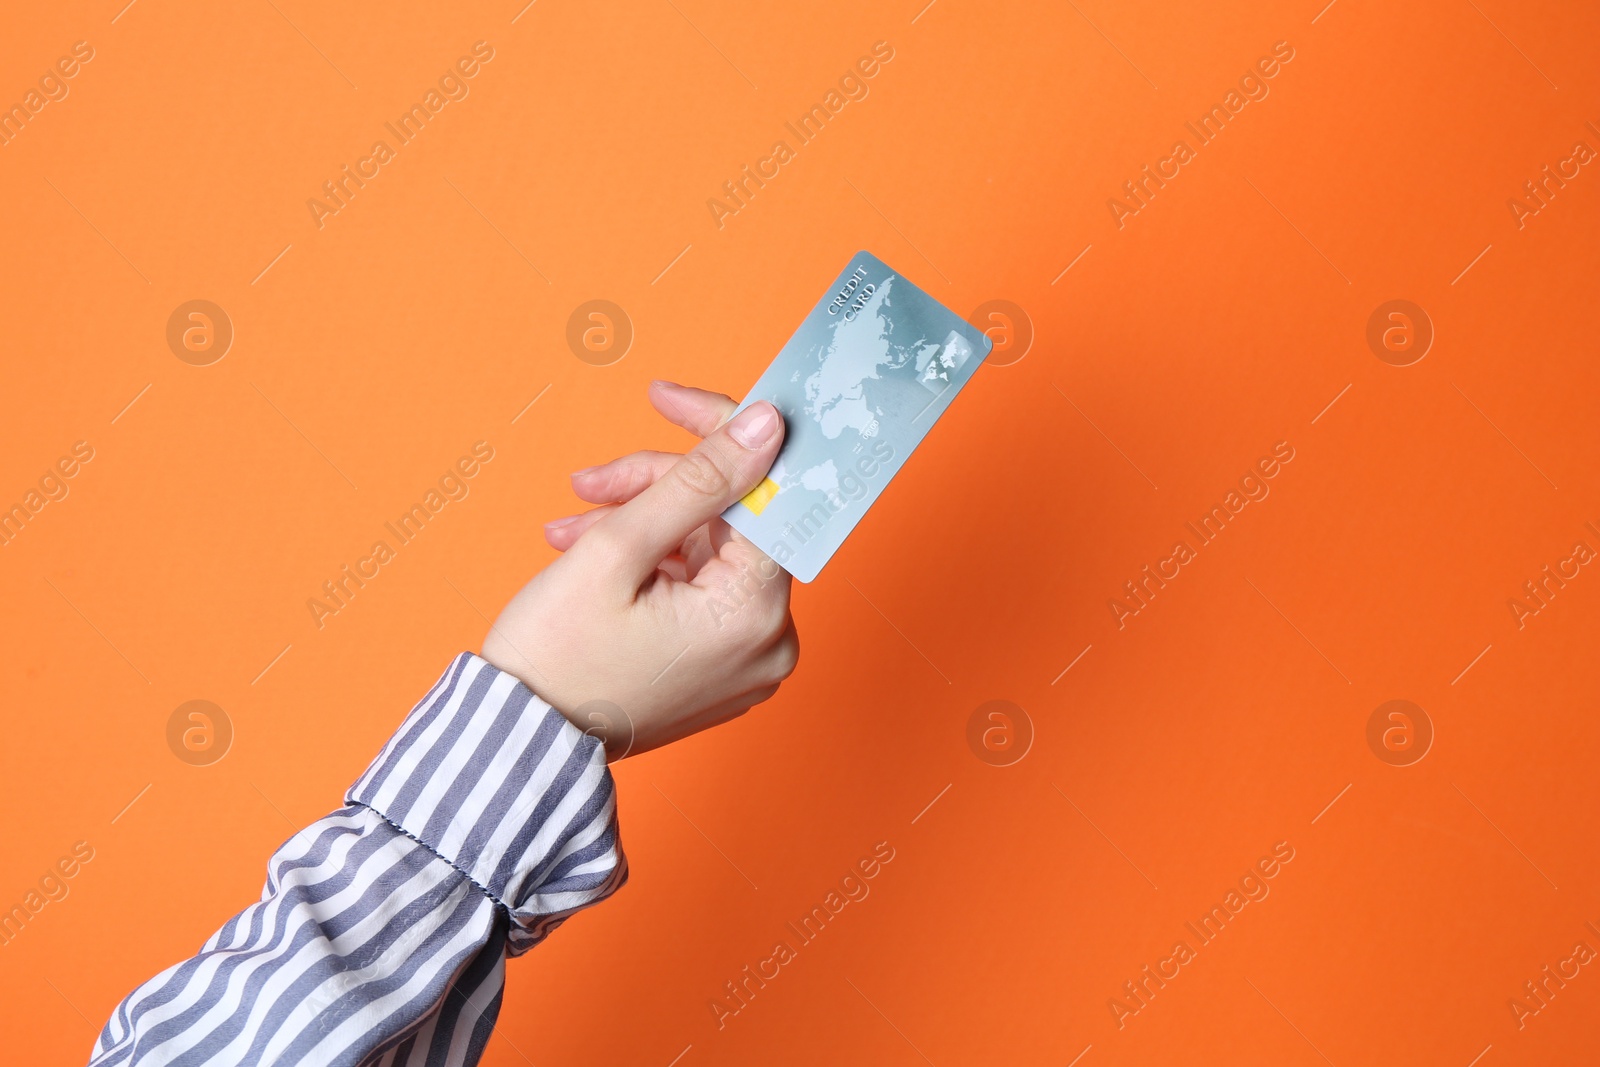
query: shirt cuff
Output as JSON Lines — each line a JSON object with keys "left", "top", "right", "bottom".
{"left": 346, "top": 652, "right": 626, "bottom": 954}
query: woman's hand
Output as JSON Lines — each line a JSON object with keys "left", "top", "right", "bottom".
{"left": 481, "top": 382, "right": 798, "bottom": 759}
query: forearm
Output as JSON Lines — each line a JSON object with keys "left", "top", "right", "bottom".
{"left": 89, "top": 653, "right": 626, "bottom": 1067}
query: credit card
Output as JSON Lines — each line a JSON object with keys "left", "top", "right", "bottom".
{"left": 722, "top": 250, "right": 993, "bottom": 582}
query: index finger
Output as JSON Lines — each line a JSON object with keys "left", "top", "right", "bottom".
{"left": 648, "top": 381, "right": 737, "bottom": 436}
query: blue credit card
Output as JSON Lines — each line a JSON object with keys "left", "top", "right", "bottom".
{"left": 722, "top": 251, "right": 993, "bottom": 582}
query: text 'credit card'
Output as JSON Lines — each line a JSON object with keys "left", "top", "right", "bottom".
{"left": 721, "top": 251, "right": 993, "bottom": 582}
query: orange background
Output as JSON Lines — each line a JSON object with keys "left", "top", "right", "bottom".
{"left": 3, "top": 1, "right": 1599, "bottom": 1064}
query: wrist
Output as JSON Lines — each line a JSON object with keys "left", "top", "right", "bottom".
{"left": 480, "top": 633, "right": 633, "bottom": 760}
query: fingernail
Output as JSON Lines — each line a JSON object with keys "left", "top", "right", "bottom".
{"left": 728, "top": 402, "right": 778, "bottom": 449}
{"left": 650, "top": 379, "right": 679, "bottom": 390}
{"left": 570, "top": 466, "right": 598, "bottom": 478}
{"left": 545, "top": 515, "right": 580, "bottom": 530}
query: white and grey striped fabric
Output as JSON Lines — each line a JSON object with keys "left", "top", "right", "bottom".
{"left": 88, "top": 653, "right": 627, "bottom": 1066}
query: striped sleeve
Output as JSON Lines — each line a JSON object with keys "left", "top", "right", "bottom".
{"left": 87, "top": 653, "right": 627, "bottom": 1067}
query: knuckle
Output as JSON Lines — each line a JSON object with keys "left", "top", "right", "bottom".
{"left": 771, "top": 631, "right": 800, "bottom": 680}
{"left": 621, "top": 464, "right": 655, "bottom": 499}
{"left": 620, "top": 451, "right": 672, "bottom": 496}
{"left": 674, "top": 448, "right": 732, "bottom": 500}
{"left": 759, "top": 597, "right": 790, "bottom": 639}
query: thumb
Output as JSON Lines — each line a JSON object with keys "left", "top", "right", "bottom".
{"left": 581, "top": 401, "right": 783, "bottom": 587}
